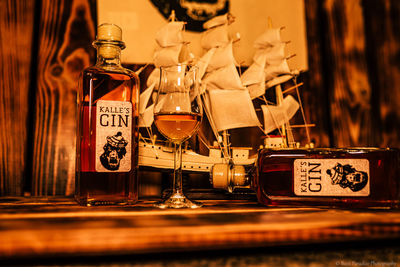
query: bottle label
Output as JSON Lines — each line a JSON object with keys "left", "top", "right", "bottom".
{"left": 95, "top": 100, "right": 132, "bottom": 172}
{"left": 294, "top": 159, "right": 370, "bottom": 196}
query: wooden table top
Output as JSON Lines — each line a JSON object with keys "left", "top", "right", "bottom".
{"left": 0, "top": 197, "right": 400, "bottom": 260}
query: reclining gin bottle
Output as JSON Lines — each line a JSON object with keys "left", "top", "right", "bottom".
{"left": 75, "top": 23, "right": 139, "bottom": 206}
{"left": 256, "top": 148, "right": 400, "bottom": 208}
{"left": 212, "top": 148, "right": 400, "bottom": 208}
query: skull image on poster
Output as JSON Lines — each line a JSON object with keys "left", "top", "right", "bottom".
{"left": 150, "top": 0, "right": 230, "bottom": 32}
{"left": 326, "top": 163, "right": 368, "bottom": 192}
{"left": 100, "top": 132, "right": 128, "bottom": 171}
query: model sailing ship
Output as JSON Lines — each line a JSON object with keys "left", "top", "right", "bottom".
{"left": 241, "top": 17, "right": 314, "bottom": 149}
{"left": 137, "top": 13, "right": 313, "bottom": 178}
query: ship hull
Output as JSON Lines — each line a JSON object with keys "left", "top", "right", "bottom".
{"left": 138, "top": 141, "right": 255, "bottom": 172}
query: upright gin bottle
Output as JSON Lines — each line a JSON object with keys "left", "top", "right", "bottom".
{"left": 75, "top": 24, "right": 139, "bottom": 206}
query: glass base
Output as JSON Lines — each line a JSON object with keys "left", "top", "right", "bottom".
{"left": 75, "top": 196, "right": 136, "bottom": 206}
{"left": 154, "top": 192, "right": 203, "bottom": 209}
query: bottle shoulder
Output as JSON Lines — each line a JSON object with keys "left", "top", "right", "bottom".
{"left": 82, "top": 65, "right": 138, "bottom": 81}
{"left": 258, "top": 147, "right": 399, "bottom": 158}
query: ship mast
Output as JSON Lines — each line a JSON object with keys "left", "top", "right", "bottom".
{"left": 266, "top": 18, "right": 292, "bottom": 148}
{"left": 198, "top": 13, "right": 260, "bottom": 163}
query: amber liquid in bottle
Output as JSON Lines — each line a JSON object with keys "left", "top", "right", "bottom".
{"left": 75, "top": 24, "right": 139, "bottom": 206}
{"left": 255, "top": 148, "right": 400, "bottom": 208}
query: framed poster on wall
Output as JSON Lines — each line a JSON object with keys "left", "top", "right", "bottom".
{"left": 98, "top": 0, "right": 308, "bottom": 70}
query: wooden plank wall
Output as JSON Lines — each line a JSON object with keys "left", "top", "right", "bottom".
{"left": 325, "top": 0, "right": 375, "bottom": 146}
{"left": 31, "top": 0, "right": 96, "bottom": 196}
{"left": 305, "top": 0, "right": 400, "bottom": 147}
{"left": 0, "top": 0, "right": 399, "bottom": 195}
{"left": 302, "top": 0, "right": 332, "bottom": 147}
{"left": 362, "top": 0, "right": 400, "bottom": 147}
{"left": 0, "top": 0, "right": 35, "bottom": 195}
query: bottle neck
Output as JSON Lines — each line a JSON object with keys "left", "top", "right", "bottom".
{"left": 96, "top": 43, "right": 122, "bottom": 68}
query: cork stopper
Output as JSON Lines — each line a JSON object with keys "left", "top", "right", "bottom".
{"left": 95, "top": 23, "right": 125, "bottom": 58}
{"left": 97, "top": 23, "right": 122, "bottom": 42}
{"left": 211, "top": 164, "right": 247, "bottom": 192}
{"left": 232, "top": 165, "right": 247, "bottom": 186}
{"left": 211, "top": 164, "right": 229, "bottom": 189}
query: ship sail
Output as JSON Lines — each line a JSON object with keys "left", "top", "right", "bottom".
{"left": 261, "top": 95, "right": 299, "bottom": 134}
{"left": 241, "top": 21, "right": 313, "bottom": 147}
{"left": 138, "top": 83, "right": 155, "bottom": 128}
{"left": 199, "top": 14, "right": 260, "bottom": 134}
{"left": 155, "top": 21, "right": 184, "bottom": 47}
{"left": 242, "top": 26, "right": 292, "bottom": 100}
{"left": 138, "top": 13, "right": 191, "bottom": 128}
{"left": 204, "top": 89, "right": 260, "bottom": 132}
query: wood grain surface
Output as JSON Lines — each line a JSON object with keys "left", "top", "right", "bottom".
{"left": 0, "top": 198, "right": 399, "bottom": 260}
{"left": 0, "top": 0, "right": 35, "bottom": 195}
{"left": 363, "top": 0, "right": 400, "bottom": 147}
{"left": 303, "top": 0, "right": 332, "bottom": 147}
{"left": 307, "top": 0, "right": 400, "bottom": 147}
{"left": 324, "top": 0, "right": 374, "bottom": 146}
{"left": 31, "top": 0, "right": 96, "bottom": 196}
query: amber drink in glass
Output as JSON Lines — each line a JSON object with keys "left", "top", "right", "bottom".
{"left": 153, "top": 64, "right": 203, "bottom": 208}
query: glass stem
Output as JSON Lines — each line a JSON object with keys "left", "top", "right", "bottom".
{"left": 173, "top": 142, "right": 183, "bottom": 195}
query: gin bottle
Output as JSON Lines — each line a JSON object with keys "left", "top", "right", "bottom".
{"left": 255, "top": 148, "right": 400, "bottom": 208}
{"left": 211, "top": 148, "right": 400, "bottom": 208}
{"left": 75, "top": 23, "right": 139, "bottom": 206}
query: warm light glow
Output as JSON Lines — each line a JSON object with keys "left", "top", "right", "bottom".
{"left": 177, "top": 77, "right": 181, "bottom": 86}
{"left": 176, "top": 106, "right": 181, "bottom": 111}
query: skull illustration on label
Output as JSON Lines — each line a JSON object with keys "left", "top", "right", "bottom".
{"left": 326, "top": 163, "right": 368, "bottom": 192}
{"left": 100, "top": 132, "right": 128, "bottom": 171}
